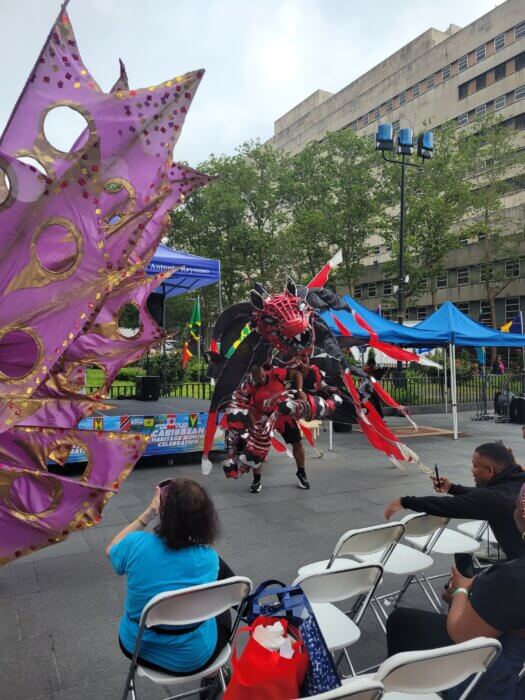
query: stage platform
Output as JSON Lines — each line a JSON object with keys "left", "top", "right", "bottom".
{"left": 69, "top": 396, "right": 224, "bottom": 462}
{"left": 98, "top": 397, "right": 211, "bottom": 416}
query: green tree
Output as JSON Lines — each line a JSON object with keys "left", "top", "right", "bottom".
{"left": 321, "top": 129, "right": 388, "bottom": 294}
{"left": 463, "top": 114, "right": 524, "bottom": 332}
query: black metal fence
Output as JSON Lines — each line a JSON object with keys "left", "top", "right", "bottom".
{"left": 86, "top": 373, "right": 524, "bottom": 406}
{"left": 381, "top": 373, "right": 525, "bottom": 407}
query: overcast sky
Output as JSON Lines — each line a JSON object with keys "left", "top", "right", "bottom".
{"left": 0, "top": 0, "right": 504, "bottom": 166}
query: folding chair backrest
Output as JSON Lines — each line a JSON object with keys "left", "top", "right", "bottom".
{"left": 297, "top": 676, "right": 384, "bottom": 698}
{"left": 334, "top": 523, "right": 404, "bottom": 558}
{"left": 295, "top": 564, "right": 383, "bottom": 604}
{"left": 142, "top": 576, "right": 252, "bottom": 628}
{"left": 402, "top": 512, "right": 448, "bottom": 538}
{"left": 375, "top": 637, "right": 501, "bottom": 696}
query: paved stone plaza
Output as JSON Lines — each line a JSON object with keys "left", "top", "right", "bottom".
{"left": 1, "top": 411, "right": 523, "bottom": 699}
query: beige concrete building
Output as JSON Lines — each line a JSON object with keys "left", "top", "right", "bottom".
{"left": 271, "top": 0, "right": 525, "bottom": 329}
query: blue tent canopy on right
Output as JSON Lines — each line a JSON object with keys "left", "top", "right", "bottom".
{"left": 416, "top": 301, "right": 525, "bottom": 347}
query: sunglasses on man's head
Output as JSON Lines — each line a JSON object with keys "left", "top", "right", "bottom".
{"left": 158, "top": 478, "right": 173, "bottom": 489}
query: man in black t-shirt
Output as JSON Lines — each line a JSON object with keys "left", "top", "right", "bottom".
{"left": 384, "top": 442, "right": 525, "bottom": 560}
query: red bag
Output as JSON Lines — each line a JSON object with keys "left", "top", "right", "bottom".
{"left": 224, "top": 616, "right": 309, "bottom": 700}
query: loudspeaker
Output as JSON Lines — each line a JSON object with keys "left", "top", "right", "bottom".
{"left": 146, "top": 293, "right": 165, "bottom": 327}
{"left": 510, "top": 396, "right": 525, "bottom": 424}
{"left": 135, "top": 376, "right": 161, "bottom": 401}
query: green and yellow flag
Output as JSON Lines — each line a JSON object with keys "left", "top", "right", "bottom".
{"left": 188, "top": 296, "right": 201, "bottom": 353}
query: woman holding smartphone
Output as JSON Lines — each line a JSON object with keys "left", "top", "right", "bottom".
{"left": 386, "top": 484, "right": 525, "bottom": 698}
{"left": 106, "top": 478, "right": 234, "bottom": 675}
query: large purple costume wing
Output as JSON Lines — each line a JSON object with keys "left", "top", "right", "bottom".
{"left": 0, "top": 3, "right": 212, "bottom": 562}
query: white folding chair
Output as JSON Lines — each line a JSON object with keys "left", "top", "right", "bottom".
{"left": 121, "top": 576, "right": 252, "bottom": 700}
{"left": 364, "top": 636, "right": 501, "bottom": 699}
{"left": 298, "top": 523, "right": 405, "bottom": 579}
{"left": 356, "top": 514, "right": 444, "bottom": 615}
{"left": 294, "top": 563, "right": 383, "bottom": 676}
{"left": 297, "top": 523, "right": 403, "bottom": 632}
{"left": 295, "top": 677, "right": 384, "bottom": 699}
{"left": 405, "top": 520, "right": 479, "bottom": 556}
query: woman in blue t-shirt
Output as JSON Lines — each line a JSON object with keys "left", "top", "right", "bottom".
{"left": 106, "top": 478, "right": 233, "bottom": 674}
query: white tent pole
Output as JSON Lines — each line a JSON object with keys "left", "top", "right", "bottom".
{"left": 443, "top": 346, "right": 448, "bottom": 415}
{"left": 450, "top": 343, "right": 459, "bottom": 440}
{"left": 329, "top": 421, "right": 334, "bottom": 451}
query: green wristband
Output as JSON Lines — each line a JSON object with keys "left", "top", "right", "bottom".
{"left": 452, "top": 587, "right": 469, "bottom": 597}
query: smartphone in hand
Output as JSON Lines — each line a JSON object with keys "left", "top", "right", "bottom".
{"left": 454, "top": 553, "right": 475, "bottom": 578}
{"left": 434, "top": 464, "right": 441, "bottom": 489}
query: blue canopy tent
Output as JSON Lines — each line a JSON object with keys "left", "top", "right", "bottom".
{"left": 146, "top": 244, "right": 221, "bottom": 298}
{"left": 325, "top": 297, "right": 525, "bottom": 439}
{"left": 416, "top": 301, "right": 525, "bottom": 348}
{"left": 416, "top": 301, "right": 525, "bottom": 438}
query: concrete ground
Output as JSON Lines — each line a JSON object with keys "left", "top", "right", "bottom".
{"left": 1, "top": 411, "right": 523, "bottom": 700}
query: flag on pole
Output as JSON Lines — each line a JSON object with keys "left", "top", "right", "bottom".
{"left": 181, "top": 341, "right": 193, "bottom": 368}
{"left": 500, "top": 311, "right": 523, "bottom": 334}
{"left": 188, "top": 296, "right": 201, "bottom": 354}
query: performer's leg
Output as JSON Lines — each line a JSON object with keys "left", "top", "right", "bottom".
{"left": 250, "top": 465, "right": 263, "bottom": 493}
{"left": 292, "top": 441, "right": 310, "bottom": 489}
{"left": 279, "top": 418, "right": 310, "bottom": 490}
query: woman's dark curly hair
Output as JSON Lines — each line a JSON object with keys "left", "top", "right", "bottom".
{"left": 154, "top": 478, "right": 220, "bottom": 550}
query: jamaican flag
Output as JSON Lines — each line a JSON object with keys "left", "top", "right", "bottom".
{"left": 188, "top": 296, "right": 201, "bottom": 355}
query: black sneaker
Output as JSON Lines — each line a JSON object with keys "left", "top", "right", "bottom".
{"left": 250, "top": 480, "right": 262, "bottom": 494}
{"left": 295, "top": 470, "right": 310, "bottom": 489}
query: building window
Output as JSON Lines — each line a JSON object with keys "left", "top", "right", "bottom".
{"left": 457, "top": 267, "right": 470, "bottom": 285}
{"left": 475, "top": 45, "right": 486, "bottom": 63}
{"left": 459, "top": 83, "right": 469, "bottom": 100}
{"left": 407, "top": 307, "right": 417, "bottom": 321}
{"left": 458, "top": 55, "right": 468, "bottom": 73}
{"left": 383, "top": 280, "right": 393, "bottom": 296}
{"left": 362, "top": 113, "right": 369, "bottom": 126}
{"left": 516, "top": 52, "right": 525, "bottom": 71}
{"left": 354, "top": 284, "right": 362, "bottom": 299}
{"left": 515, "top": 22, "right": 525, "bottom": 40}
{"left": 476, "top": 74, "right": 486, "bottom": 91}
{"left": 495, "top": 63, "right": 505, "bottom": 81}
{"left": 494, "top": 33, "right": 505, "bottom": 52}
{"left": 456, "top": 302, "right": 470, "bottom": 315}
{"left": 516, "top": 114, "right": 525, "bottom": 130}
{"left": 505, "top": 259, "right": 520, "bottom": 278}
{"left": 494, "top": 95, "right": 506, "bottom": 111}
{"left": 386, "top": 98, "right": 393, "bottom": 113}
{"left": 505, "top": 297, "right": 521, "bottom": 322}
{"left": 368, "top": 283, "right": 377, "bottom": 297}
{"left": 417, "top": 307, "right": 427, "bottom": 320}
{"left": 442, "top": 64, "right": 451, "bottom": 82}
{"left": 479, "top": 300, "right": 492, "bottom": 325}
{"left": 426, "top": 75, "right": 435, "bottom": 91}
{"left": 515, "top": 85, "right": 525, "bottom": 101}
{"left": 398, "top": 91, "right": 406, "bottom": 106}
{"left": 458, "top": 112, "right": 469, "bottom": 126}
{"left": 374, "top": 108, "right": 380, "bottom": 121}
{"left": 383, "top": 308, "right": 396, "bottom": 320}
{"left": 349, "top": 121, "right": 357, "bottom": 131}
{"left": 369, "top": 245, "right": 381, "bottom": 256}
{"left": 436, "top": 273, "right": 447, "bottom": 288}
{"left": 392, "top": 119, "right": 400, "bottom": 134}
{"left": 479, "top": 263, "right": 492, "bottom": 282}
{"left": 412, "top": 83, "right": 420, "bottom": 98}
{"left": 476, "top": 104, "right": 487, "bottom": 118}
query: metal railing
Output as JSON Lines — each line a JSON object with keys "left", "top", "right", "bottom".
{"left": 381, "top": 372, "right": 525, "bottom": 407}
{"left": 86, "top": 373, "right": 524, "bottom": 406}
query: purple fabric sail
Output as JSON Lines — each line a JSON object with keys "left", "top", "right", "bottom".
{"left": 0, "top": 2, "right": 211, "bottom": 563}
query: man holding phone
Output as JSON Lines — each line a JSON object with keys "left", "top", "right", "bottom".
{"left": 384, "top": 442, "right": 525, "bottom": 560}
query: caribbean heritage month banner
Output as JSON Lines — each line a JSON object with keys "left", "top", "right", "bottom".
{"left": 60, "top": 412, "right": 225, "bottom": 462}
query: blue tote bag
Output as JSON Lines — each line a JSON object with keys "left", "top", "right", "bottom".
{"left": 244, "top": 579, "right": 341, "bottom": 697}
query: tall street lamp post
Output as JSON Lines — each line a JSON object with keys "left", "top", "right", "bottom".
{"left": 375, "top": 125, "right": 434, "bottom": 371}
